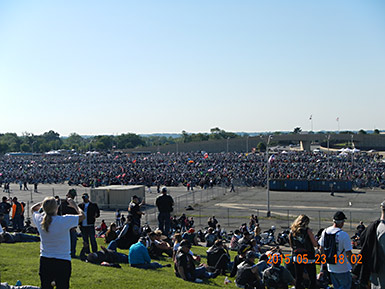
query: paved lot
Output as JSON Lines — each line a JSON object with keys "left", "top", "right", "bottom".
{"left": 4, "top": 183, "right": 384, "bottom": 237}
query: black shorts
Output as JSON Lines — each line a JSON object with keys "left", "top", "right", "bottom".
{"left": 39, "top": 256, "right": 71, "bottom": 289}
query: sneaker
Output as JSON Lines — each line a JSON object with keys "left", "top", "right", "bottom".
{"left": 195, "top": 278, "right": 203, "bottom": 283}
{"left": 164, "top": 264, "right": 172, "bottom": 267}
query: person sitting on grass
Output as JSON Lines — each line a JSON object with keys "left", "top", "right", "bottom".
{"left": 182, "top": 228, "right": 199, "bottom": 245}
{"left": 262, "top": 253, "right": 295, "bottom": 289}
{"left": 107, "top": 215, "right": 138, "bottom": 251}
{"left": 128, "top": 237, "right": 171, "bottom": 269}
{"left": 175, "top": 240, "right": 220, "bottom": 283}
{"left": 235, "top": 250, "right": 263, "bottom": 289}
{"left": 104, "top": 223, "right": 118, "bottom": 244}
{"left": 230, "top": 244, "right": 252, "bottom": 277}
{"left": 147, "top": 231, "right": 173, "bottom": 259}
{"left": 206, "top": 240, "right": 230, "bottom": 275}
{"left": 205, "top": 227, "right": 218, "bottom": 247}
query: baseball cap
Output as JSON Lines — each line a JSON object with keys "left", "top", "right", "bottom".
{"left": 333, "top": 211, "right": 347, "bottom": 221}
{"left": 161, "top": 186, "right": 167, "bottom": 193}
{"left": 132, "top": 195, "right": 139, "bottom": 199}
{"left": 82, "top": 193, "right": 89, "bottom": 199}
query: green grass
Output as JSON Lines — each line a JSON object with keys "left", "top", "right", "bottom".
{"left": 0, "top": 238, "right": 238, "bottom": 288}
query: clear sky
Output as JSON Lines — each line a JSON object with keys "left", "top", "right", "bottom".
{"left": 1, "top": 0, "right": 384, "bottom": 136}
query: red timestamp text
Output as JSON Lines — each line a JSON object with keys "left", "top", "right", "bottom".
{"left": 267, "top": 253, "right": 362, "bottom": 265}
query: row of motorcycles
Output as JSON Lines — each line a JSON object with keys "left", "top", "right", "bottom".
{"left": 252, "top": 226, "right": 290, "bottom": 246}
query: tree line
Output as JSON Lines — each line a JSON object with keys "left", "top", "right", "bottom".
{"left": 0, "top": 128, "right": 242, "bottom": 154}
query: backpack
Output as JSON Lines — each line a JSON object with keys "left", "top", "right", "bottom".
{"left": 264, "top": 266, "right": 284, "bottom": 289}
{"left": 323, "top": 229, "right": 342, "bottom": 264}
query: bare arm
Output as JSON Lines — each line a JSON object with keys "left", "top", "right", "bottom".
{"left": 67, "top": 198, "right": 85, "bottom": 222}
{"left": 307, "top": 228, "right": 319, "bottom": 248}
{"left": 31, "top": 202, "right": 42, "bottom": 213}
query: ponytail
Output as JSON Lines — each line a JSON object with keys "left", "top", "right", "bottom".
{"left": 41, "top": 197, "right": 58, "bottom": 232}
{"left": 42, "top": 214, "right": 53, "bottom": 232}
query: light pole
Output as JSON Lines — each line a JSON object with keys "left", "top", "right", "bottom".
{"left": 227, "top": 137, "right": 230, "bottom": 153}
{"left": 31, "top": 141, "right": 37, "bottom": 155}
{"left": 351, "top": 134, "right": 354, "bottom": 167}
{"left": 327, "top": 134, "right": 330, "bottom": 169}
{"left": 266, "top": 135, "right": 272, "bottom": 217}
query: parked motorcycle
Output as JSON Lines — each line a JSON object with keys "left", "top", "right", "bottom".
{"left": 259, "top": 226, "right": 276, "bottom": 246}
{"left": 277, "top": 228, "right": 290, "bottom": 246}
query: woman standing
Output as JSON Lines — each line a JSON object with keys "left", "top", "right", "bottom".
{"left": 289, "top": 214, "right": 318, "bottom": 289}
{"left": 32, "top": 197, "right": 84, "bottom": 289}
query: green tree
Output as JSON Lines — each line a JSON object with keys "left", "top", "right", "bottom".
{"left": 358, "top": 129, "right": 367, "bottom": 134}
{"left": 374, "top": 129, "right": 380, "bottom": 134}
{"left": 20, "top": 143, "right": 30, "bottom": 152}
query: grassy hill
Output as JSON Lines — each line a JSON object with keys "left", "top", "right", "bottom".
{"left": 0, "top": 238, "right": 238, "bottom": 288}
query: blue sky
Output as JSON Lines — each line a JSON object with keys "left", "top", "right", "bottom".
{"left": 1, "top": 1, "right": 384, "bottom": 136}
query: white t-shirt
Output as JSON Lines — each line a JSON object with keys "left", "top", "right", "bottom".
{"left": 32, "top": 212, "right": 79, "bottom": 261}
{"left": 319, "top": 226, "right": 352, "bottom": 273}
{"left": 82, "top": 203, "right": 90, "bottom": 226}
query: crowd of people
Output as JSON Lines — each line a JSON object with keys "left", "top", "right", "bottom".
{"left": 0, "top": 150, "right": 384, "bottom": 190}
{"left": 3, "top": 183, "right": 385, "bottom": 289}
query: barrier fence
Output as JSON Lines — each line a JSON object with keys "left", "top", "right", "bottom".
{"left": 141, "top": 186, "right": 376, "bottom": 236}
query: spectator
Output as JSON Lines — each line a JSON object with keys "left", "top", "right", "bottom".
{"left": 182, "top": 228, "right": 198, "bottom": 246}
{"left": 0, "top": 197, "right": 11, "bottom": 230}
{"left": 79, "top": 193, "right": 100, "bottom": 254}
{"left": 31, "top": 197, "right": 84, "bottom": 289}
{"left": 236, "top": 250, "right": 263, "bottom": 289}
{"left": 129, "top": 237, "right": 170, "bottom": 269}
{"left": 104, "top": 223, "right": 118, "bottom": 244}
{"left": 11, "top": 197, "right": 24, "bottom": 231}
{"left": 263, "top": 253, "right": 295, "bottom": 289}
{"left": 205, "top": 227, "right": 218, "bottom": 247}
{"left": 230, "top": 229, "right": 242, "bottom": 251}
{"left": 288, "top": 214, "right": 318, "bottom": 289}
{"left": 175, "top": 240, "right": 219, "bottom": 282}
{"left": 206, "top": 240, "right": 230, "bottom": 275}
{"left": 58, "top": 189, "right": 79, "bottom": 258}
{"left": 318, "top": 211, "right": 353, "bottom": 289}
{"left": 155, "top": 186, "right": 174, "bottom": 236}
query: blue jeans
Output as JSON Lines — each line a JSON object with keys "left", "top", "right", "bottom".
{"left": 195, "top": 266, "right": 213, "bottom": 279}
{"left": 107, "top": 240, "right": 118, "bottom": 251}
{"left": 158, "top": 212, "right": 171, "bottom": 236}
{"left": 3, "top": 213, "right": 10, "bottom": 229}
{"left": 330, "top": 271, "right": 352, "bottom": 289}
{"left": 70, "top": 228, "right": 78, "bottom": 258}
{"left": 12, "top": 233, "right": 40, "bottom": 243}
{"left": 131, "top": 262, "right": 163, "bottom": 269}
{"left": 80, "top": 226, "right": 97, "bottom": 253}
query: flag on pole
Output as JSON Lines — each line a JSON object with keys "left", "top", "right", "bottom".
{"left": 309, "top": 115, "right": 312, "bottom": 120}
{"left": 336, "top": 117, "right": 339, "bottom": 122}
{"left": 268, "top": 154, "right": 275, "bottom": 163}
